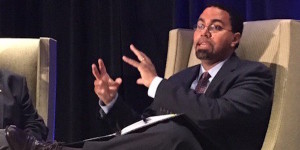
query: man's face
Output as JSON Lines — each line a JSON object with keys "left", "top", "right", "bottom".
{"left": 193, "top": 7, "right": 240, "bottom": 63}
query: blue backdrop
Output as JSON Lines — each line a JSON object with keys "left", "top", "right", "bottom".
{"left": 174, "top": 0, "right": 300, "bottom": 28}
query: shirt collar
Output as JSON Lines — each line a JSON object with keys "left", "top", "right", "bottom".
{"left": 198, "top": 58, "right": 229, "bottom": 82}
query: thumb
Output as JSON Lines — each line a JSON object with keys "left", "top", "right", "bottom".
{"left": 136, "top": 78, "right": 144, "bottom": 85}
{"left": 115, "top": 77, "right": 122, "bottom": 86}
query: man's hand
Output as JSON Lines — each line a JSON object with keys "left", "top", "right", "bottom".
{"left": 92, "top": 59, "right": 122, "bottom": 105}
{"left": 122, "top": 44, "right": 157, "bottom": 87}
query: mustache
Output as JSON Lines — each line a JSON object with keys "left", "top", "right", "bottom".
{"left": 194, "top": 38, "right": 212, "bottom": 49}
{"left": 196, "top": 38, "right": 211, "bottom": 45}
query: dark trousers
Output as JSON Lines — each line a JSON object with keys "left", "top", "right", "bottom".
{"left": 0, "top": 129, "right": 9, "bottom": 150}
{"left": 63, "top": 121, "right": 202, "bottom": 150}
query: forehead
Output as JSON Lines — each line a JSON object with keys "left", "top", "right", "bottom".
{"left": 199, "top": 7, "right": 231, "bottom": 24}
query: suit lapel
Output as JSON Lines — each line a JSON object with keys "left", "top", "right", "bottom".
{"left": 205, "top": 54, "right": 240, "bottom": 96}
{"left": 182, "top": 65, "right": 201, "bottom": 89}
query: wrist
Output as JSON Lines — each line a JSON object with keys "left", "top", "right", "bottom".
{"left": 148, "top": 76, "right": 163, "bottom": 98}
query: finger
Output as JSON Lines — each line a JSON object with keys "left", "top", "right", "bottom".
{"left": 92, "top": 64, "right": 101, "bottom": 80}
{"left": 94, "top": 80, "right": 105, "bottom": 87}
{"left": 98, "top": 59, "right": 107, "bottom": 75}
{"left": 136, "top": 78, "right": 144, "bottom": 85}
{"left": 109, "top": 78, "right": 122, "bottom": 91}
{"left": 108, "top": 85, "right": 118, "bottom": 91}
{"left": 115, "top": 77, "right": 122, "bottom": 85}
{"left": 130, "top": 44, "right": 147, "bottom": 62}
{"left": 107, "top": 77, "right": 121, "bottom": 86}
{"left": 97, "top": 88, "right": 106, "bottom": 95}
{"left": 122, "top": 56, "right": 140, "bottom": 68}
{"left": 94, "top": 80, "right": 99, "bottom": 86}
{"left": 107, "top": 77, "right": 122, "bottom": 87}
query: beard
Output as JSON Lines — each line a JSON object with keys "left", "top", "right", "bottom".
{"left": 194, "top": 40, "right": 213, "bottom": 60}
{"left": 195, "top": 49, "right": 211, "bottom": 60}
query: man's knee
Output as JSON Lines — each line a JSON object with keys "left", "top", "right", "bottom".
{"left": 156, "top": 121, "right": 195, "bottom": 139}
{"left": 150, "top": 121, "right": 203, "bottom": 150}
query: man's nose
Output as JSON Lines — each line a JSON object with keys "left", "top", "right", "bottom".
{"left": 200, "top": 28, "right": 211, "bottom": 38}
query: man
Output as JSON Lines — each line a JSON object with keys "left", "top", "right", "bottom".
{"left": 6, "top": 3, "right": 274, "bottom": 150}
{"left": 0, "top": 69, "right": 48, "bottom": 150}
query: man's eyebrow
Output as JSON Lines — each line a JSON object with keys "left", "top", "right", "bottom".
{"left": 197, "top": 18, "right": 225, "bottom": 25}
{"left": 198, "top": 18, "right": 204, "bottom": 22}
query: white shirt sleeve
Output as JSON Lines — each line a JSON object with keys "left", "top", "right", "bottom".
{"left": 99, "top": 93, "right": 118, "bottom": 114}
{"left": 147, "top": 76, "right": 163, "bottom": 98}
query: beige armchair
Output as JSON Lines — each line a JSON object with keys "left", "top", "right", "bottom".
{"left": 0, "top": 37, "right": 57, "bottom": 141}
{"left": 165, "top": 19, "right": 300, "bottom": 149}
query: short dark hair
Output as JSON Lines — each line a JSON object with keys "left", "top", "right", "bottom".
{"left": 206, "top": 2, "right": 245, "bottom": 35}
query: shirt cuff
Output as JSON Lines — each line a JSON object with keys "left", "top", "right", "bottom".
{"left": 99, "top": 93, "right": 118, "bottom": 114}
{"left": 147, "top": 76, "right": 163, "bottom": 98}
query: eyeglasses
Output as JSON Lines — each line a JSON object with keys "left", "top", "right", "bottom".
{"left": 194, "top": 23, "right": 232, "bottom": 33}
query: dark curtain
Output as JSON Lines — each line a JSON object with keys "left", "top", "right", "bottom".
{"left": 0, "top": 0, "right": 175, "bottom": 142}
{"left": 0, "top": 0, "right": 299, "bottom": 143}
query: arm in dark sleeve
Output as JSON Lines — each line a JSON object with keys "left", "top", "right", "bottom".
{"left": 18, "top": 78, "right": 48, "bottom": 141}
{"left": 152, "top": 63, "right": 274, "bottom": 130}
{"left": 98, "top": 95, "right": 141, "bottom": 132}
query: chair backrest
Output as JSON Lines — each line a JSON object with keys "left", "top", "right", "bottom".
{"left": 165, "top": 19, "right": 300, "bottom": 150}
{"left": 0, "top": 37, "right": 57, "bottom": 141}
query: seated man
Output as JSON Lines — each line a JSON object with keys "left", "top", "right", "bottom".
{"left": 6, "top": 2, "right": 274, "bottom": 150}
{"left": 0, "top": 69, "right": 48, "bottom": 150}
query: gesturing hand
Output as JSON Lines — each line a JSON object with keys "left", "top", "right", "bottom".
{"left": 92, "top": 59, "right": 122, "bottom": 105}
{"left": 122, "top": 44, "right": 157, "bottom": 88}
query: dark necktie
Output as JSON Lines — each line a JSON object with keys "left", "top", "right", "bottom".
{"left": 195, "top": 72, "right": 211, "bottom": 94}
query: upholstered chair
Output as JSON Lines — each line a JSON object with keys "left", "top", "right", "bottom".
{"left": 0, "top": 38, "right": 57, "bottom": 141}
{"left": 165, "top": 19, "right": 300, "bottom": 150}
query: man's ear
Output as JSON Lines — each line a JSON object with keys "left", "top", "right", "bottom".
{"left": 231, "top": 32, "right": 241, "bottom": 48}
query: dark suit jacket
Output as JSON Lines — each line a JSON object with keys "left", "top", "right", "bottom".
{"left": 95, "top": 54, "right": 274, "bottom": 150}
{"left": 0, "top": 69, "right": 48, "bottom": 141}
